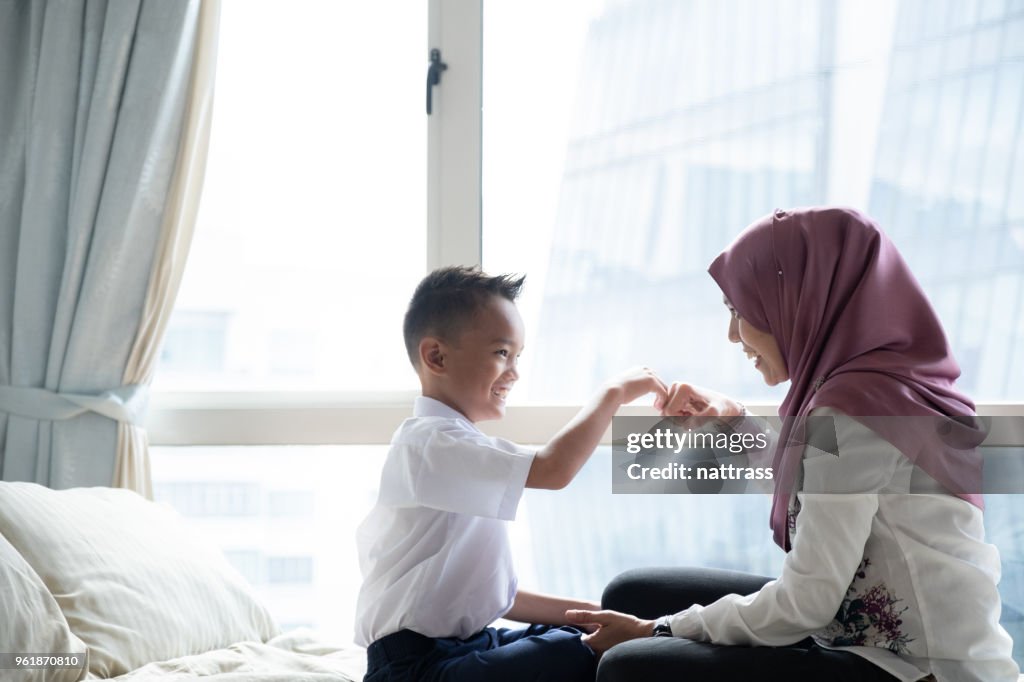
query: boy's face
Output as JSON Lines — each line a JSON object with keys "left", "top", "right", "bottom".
{"left": 441, "top": 295, "right": 525, "bottom": 422}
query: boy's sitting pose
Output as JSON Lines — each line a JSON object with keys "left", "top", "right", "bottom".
{"left": 355, "top": 266, "right": 666, "bottom": 682}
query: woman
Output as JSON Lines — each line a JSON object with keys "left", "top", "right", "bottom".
{"left": 567, "top": 208, "right": 1019, "bottom": 681}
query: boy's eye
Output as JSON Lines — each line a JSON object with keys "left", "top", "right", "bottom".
{"left": 496, "top": 349, "right": 509, "bottom": 357}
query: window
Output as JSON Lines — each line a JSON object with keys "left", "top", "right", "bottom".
{"left": 223, "top": 549, "right": 262, "bottom": 585}
{"left": 153, "top": 0, "right": 427, "bottom": 393}
{"left": 152, "top": 445, "right": 385, "bottom": 642}
{"left": 154, "top": 481, "right": 259, "bottom": 517}
{"left": 268, "top": 490, "right": 315, "bottom": 518}
{"left": 267, "top": 556, "right": 314, "bottom": 585}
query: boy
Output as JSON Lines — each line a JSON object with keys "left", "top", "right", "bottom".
{"left": 355, "top": 266, "right": 666, "bottom": 681}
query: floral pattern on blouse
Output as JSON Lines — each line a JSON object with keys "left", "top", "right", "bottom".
{"left": 819, "top": 558, "right": 914, "bottom": 654}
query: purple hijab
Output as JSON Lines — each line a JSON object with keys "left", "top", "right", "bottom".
{"left": 708, "top": 207, "right": 983, "bottom": 551}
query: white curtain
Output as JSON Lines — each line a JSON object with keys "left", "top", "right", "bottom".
{"left": 0, "top": 0, "right": 220, "bottom": 494}
{"left": 114, "top": 0, "right": 220, "bottom": 497}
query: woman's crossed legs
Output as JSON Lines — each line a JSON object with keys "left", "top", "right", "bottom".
{"left": 597, "top": 567, "right": 898, "bottom": 682}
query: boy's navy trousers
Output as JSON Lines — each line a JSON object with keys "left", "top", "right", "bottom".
{"left": 363, "top": 623, "right": 596, "bottom": 682}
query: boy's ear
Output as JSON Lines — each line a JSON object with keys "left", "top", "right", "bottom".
{"left": 419, "top": 337, "right": 446, "bottom": 375}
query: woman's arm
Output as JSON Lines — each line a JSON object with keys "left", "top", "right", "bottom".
{"left": 670, "top": 492, "right": 878, "bottom": 644}
{"left": 568, "top": 493, "right": 878, "bottom": 653}
{"left": 672, "top": 412, "right": 898, "bottom": 645}
{"left": 571, "top": 410, "right": 898, "bottom": 651}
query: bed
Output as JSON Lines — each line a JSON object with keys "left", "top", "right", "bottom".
{"left": 0, "top": 481, "right": 368, "bottom": 681}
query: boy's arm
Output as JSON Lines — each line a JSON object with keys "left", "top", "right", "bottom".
{"left": 505, "top": 588, "right": 601, "bottom": 626}
{"left": 526, "top": 367, "right": 666, "bottom": 490}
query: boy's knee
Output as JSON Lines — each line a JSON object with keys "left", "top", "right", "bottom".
{"left": 544, "top": 629, "right": 596, "bottom": 681}
{"left": 479, "top": 630, "right": 595, "bottom": 682}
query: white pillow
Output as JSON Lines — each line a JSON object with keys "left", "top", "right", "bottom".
{"left": 0, "top": 482, "right": 280, "bottom": 678}
{"left": 0, "top": 531, "right": 88, "bottom": 682}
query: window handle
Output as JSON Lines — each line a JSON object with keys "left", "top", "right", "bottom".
{"left": 426, "top": 48, "right": 447, "bottom": 115}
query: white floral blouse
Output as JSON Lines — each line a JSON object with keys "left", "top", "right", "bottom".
{"left": 665, "top": 408, "right": 1019, "bottom": 682}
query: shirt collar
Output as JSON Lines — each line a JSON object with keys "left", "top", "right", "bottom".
{"left": 413, "top": 395, "right": 474, "bottom": 424}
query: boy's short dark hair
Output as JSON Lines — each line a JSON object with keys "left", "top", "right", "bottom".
{"left": 403, "top": 266, "right": 525, "bottom": 366}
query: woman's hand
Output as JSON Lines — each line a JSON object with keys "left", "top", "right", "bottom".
{"left": 656, "top": 381, "right": 743, "bottom": 418}
{"left": 565, "top": 609, "right": 655, "bottom": 655}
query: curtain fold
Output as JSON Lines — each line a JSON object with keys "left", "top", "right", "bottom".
{"left": 0, "top": 0, "right": 220, "bottom": 492}
{"left": 114, "top": 0, "right": 220, "bottom": 498}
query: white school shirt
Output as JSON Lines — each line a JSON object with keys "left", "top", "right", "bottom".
{"left": 354, "top": 396, "right": 536, "bottom": 647}
{"left": 667, "top": 408, "right": 1019, "bottom": 682}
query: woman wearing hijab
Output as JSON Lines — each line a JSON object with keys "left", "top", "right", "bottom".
{"left": 566, "top": 208, "right": 1018, "bottom": 681}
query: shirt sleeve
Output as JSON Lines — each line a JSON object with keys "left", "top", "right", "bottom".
{"left": 668, "top": 410, "right": 901, "bottom": 645}
{"left": 407, "top": 424, "right": 536, "bottom": 520}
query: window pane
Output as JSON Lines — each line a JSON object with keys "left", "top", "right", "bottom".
{"left": 517, "top": 448, "right": 784, "bottom": 597}
{"left": 483, "top": 0, "right": 1024, "bottom": 403}
{"left": 154, "top": 0, "right": 426, "bottom": 392}
{"left": 151, "top": 445, "right": 385, "bottom": 639}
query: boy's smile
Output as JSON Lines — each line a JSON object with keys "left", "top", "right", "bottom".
{"left": 430, "top": 295, "right": 525, "bottom": 422}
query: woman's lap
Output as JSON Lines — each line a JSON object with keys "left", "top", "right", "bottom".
{"left": 596, "top": 636, "right": 897, "bottom": 682}
{"left": 601, "top": 566, "right": 774, "bottom": 617}
{"left": 599, "top": 567, "right": 897, "bottom": 681}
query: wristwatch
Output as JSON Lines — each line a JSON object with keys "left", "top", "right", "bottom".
{"left": 652, "top": 616, "right": 673, "bottom": 638}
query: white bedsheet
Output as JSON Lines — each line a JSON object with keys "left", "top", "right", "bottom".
{"left": 88, "top": 629, "right": 367, "bottom": 681}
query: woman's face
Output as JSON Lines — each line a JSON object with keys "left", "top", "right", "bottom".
{"left": 724, "top": 297, "right": 789, "bottom": 386}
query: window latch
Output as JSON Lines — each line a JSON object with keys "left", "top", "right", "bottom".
{"left": 426, "top": 48, "right": 447, "bottom": 115}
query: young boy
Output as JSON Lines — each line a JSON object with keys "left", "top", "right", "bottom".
{"left": 355, "top": 266, "right": 666, "bottom": 682}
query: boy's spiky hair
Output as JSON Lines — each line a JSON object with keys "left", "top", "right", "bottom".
{"left": 403, "top": 266, "right": 525, "bottom": 366}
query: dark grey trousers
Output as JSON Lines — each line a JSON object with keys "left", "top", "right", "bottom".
{"left": 597, "top": 567, "right": 899, "bottom": 682}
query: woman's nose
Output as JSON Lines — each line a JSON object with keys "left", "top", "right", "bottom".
{"left": 728, "top": 316, "right": 740, "bottom": 343}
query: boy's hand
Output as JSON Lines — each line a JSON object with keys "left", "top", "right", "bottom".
{"left": 565, "top": 609, "right": 656, "bottom": 655}
{"left": 657, "top": 381, "right": 742, "bottom": 418}
{"left": 604, "top": 366, "right": 669, "bottom": 406}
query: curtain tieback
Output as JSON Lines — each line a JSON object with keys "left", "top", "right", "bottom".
{"left": 0, "top": 384, "right": 149, "bottom": 426}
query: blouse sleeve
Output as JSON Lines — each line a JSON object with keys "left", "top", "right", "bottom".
{"left": 667, "top": 409, "right": 901, "bottom": 645}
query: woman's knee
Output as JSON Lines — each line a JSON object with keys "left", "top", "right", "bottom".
{"left": 601, "top": 567, "right": 656, "bottom": 610}
{"left": 595, "top": 640, "right": 650, "bottom": 682}
{"left": 602, "top": 566, "right": 710, "bottom": 612}
{"left": 603, "top": 566, "right": 774, "bottom": 618}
